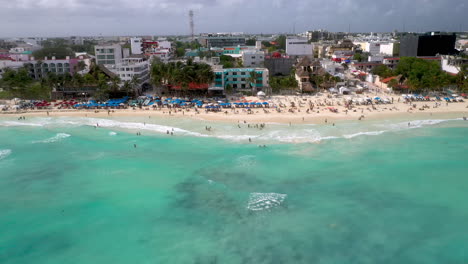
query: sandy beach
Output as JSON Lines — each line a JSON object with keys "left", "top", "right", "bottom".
{"left": 2, "top": 93, "right": 468, "bottom": 124}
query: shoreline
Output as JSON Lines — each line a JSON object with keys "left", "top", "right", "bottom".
{"left": 1, "top": 104, "right": 467, "bottom": 124}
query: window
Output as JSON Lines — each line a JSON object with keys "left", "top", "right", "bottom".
{"left": 241, "top": 84, "right": 245, "bottom": 88}
{"left": 107, "top": 55, "right": 115, "bottom": 59}
{"left": 107, "top": 49, "right": 114, "bottom": 53}
{"left": 251, "top": 56, "right": 256, "bottom": 59}
{"left": 97, "top": 55, "right": 106, "bottom": 60}
{"left": 233, "top": 78, "right": 237, "bottom": 81}
{"left": 233, "top": 84, "right": 238, "bottom": 88}
{"left": 252, "top": 62, "right": 256, "bottom": 65}
{"left": 241, "top": 78, "right": 245, "bottom": 81}
{"left": 233, "top": 72, "right": 237, "bottom": 75}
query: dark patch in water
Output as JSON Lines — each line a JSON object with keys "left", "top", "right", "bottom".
{"left": 0, "top": 232, "right": 72, "bottom": 263}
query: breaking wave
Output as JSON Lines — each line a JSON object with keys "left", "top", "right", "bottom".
{"left": 247, "top": 192, "right": 287, "bottom": 211}
{"left": 0, "top": 117, "right": 462, "bottom": 144}
{"left": 33, "top": 133, "right": 71, "bottom": 143}
{"left": 0, "top": 149, "right": 12, "bottom": 160}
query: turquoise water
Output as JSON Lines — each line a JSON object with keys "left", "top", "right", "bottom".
{"left": 1, "top": 116, "right": 468, "bottom": 263}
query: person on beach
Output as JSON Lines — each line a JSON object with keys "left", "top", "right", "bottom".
{"left": 47, "top": 111, "right": 49, "bottom": 116}
{"left": 249, "top": 138, "right": 252, "bottom": 142}
{"left": 166, "top": 130, "right": 169, "bottom": 134}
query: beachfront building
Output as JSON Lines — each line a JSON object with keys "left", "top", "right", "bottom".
{"left": 22, "top": 57, "right": 86, "bottom": 79}
{"left": 212, "top": 68, "right": 269, "bottom": 94}
{"left": 106, "top": 56, "right": 150, "bottom": 83}
{"left": 95, "top": 44, "right": 123, "bottom": 65}
{"left": 286, "top": 38, "right": 314, "bottom": 56}
{"left": 294, "top": 57, "right": 321, "bottom": 92}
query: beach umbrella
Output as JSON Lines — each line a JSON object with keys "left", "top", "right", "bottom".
{"left": 262, "top": 102, "right": 268, "bottom": 105}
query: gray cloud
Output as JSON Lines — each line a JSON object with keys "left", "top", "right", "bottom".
{"left": 0, "top": 0, "right": 466, "bottom": 37}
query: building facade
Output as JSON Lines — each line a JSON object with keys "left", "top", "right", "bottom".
{"left": 24, "top": 57, "right": 82, "bottom": 79}
{"left": 241, "top": 50, "right": 265, "bottom": 67}
{"left": 212, "top": 68, "right": 269, "bottom": 93}
{"left": 106, "top": 57, "right": 150, "bottom": 83}
{"left": 201, "top": 36, "right": 246, "bottom": 48}
{"left": 286, "top": 38, "right": 314, "bottom": 56}
{"left": 130, "top": 37, "right": 143, "bottom": 55}
{"left": 95, "top": 44, "right": 123, "bottom": 65}
{"left": 379, "top": 42, "right": 400, "bottom": 56}
{"left": 400, "top": 33, "right": 457, "bottom": 57}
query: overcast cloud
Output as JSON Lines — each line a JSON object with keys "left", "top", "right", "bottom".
{"left": 0, "top": 0, "right": 466, "bottom": 37}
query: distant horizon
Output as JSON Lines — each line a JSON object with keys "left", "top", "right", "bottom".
{"left": 2, "top": 30, "right": 468, "bottom": 40}
{"left": 0, "top": 0, "right": 466, "bottom": 38}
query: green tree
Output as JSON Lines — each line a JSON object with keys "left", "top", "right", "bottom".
{"left": 372, "top": 65, "right": 394, "bottom": 78}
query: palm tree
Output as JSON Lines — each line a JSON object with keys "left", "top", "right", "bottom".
{"left": 110, "top": 76, "right": 121, "bottom": 93}
{"left": 122, "top": 81, "right": 132, "bottom": 97}
{"left": 130, "top": 75, "right": 140, "bottom": 96}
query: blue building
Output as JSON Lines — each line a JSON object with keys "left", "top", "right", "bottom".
{"left": 211, "top": 68, "right": 269, "bottom": 93}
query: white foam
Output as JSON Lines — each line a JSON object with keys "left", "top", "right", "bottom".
{"left": 33, "top": 133, "right": 71, "bottom": 143}
{"left": 0, "top": 149, "right": 12, "bottom": 160}
{"left": 109, "top": 132, "right": 117, "bottom": 136}
{"left": 247, "top": 192, "right": 287, "bottom": 211}
{"left": 343, "top": 130, "right": 386, "bottom": 139}
{"left": 1, "top": 121, "right": 44, "bottom": 127}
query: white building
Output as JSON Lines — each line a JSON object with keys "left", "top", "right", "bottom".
{"left": 95, "top": 44, "right": 123, "bottom": 65}
{"left": 106, "top": 57, "right": 150, "bottom": 83}
{"left": 130, "top": 37, "right": 143, "bottom": 55}
{"left": 241, "top": 50, "right": 265, "bottom": 67}
{"left": 157, "top": 41, "right": 172, "bottom": 50}
{"left": 441, "top": 55, "right": 468, "bottom": 75}
{"left": 286, "top": 38, "right": 314, "bottom": 56}
{"left": 380, "top": 42, "right": 399, "bottom": 56}
{"left": 364, "top": 42, "right": 381, "bottom": 55}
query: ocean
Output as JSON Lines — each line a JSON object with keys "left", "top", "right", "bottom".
{"left": 1, "top": 115, "right": 467, "bottom": 263}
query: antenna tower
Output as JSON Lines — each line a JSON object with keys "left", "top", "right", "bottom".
{"left": 189, "top": 10, "right": 195, "bottom": 41}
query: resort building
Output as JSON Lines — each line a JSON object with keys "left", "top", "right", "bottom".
{"left": 95, "top": 44, "right": 123, "bottom": 65}
{"left": 212, "top": 68, "right": 269, "bottom": 93}
{"left": 23, "top": 57, "right": 85, "bottom": 79}
{"left": 106, "top": 57, "right": 150, "bottom": 83}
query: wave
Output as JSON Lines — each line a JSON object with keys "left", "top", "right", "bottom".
{"left": 343, "top": 130, "right": 386, "bottom": 139}
{"left": 0, "top": 149, "right": 12, "bottom": 160}
{"left": 0, "top": 117, "right": 462, "bottom": 144}
{"left": 109, "top": 132, "right": 117, "bottom": 136}
{"left": 247, "top": 192, "right": 287, "bottom": 211}
{"left": 33, "top": 133, "right": 71, "bottom": 143}
{"left": 1, "top": 121, "right": 44, "bottom": 127}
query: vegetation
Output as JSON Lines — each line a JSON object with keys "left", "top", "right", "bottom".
{"left": 371, "top": 65, "right": 394, "bottom": 78}
{"left": 246, "top": 38, "right": 257, "bottom": 46}
{"left": 394, "top": 57, "right": 457, "bottom": 91}
{"left": 0, "top": 62, "right": 115, "bottom": 100}
{"left": 150, "top": 59, "right": 214, "bottom": 94}
{"left": 269, "top": 75, "right": 298, "bottom": 93}
{"left": 353, "top": 52, "right": 370, "bottom": 62}
{"left": 33, "top": 38, "right": 97, "bottom": 59}
{"left": 175, "top": 41, "right": 201, "bottom": 57}
{"left": 220, "top": 55, "right": 236, "bottom": 68}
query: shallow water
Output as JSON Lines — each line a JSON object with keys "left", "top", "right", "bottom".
{"left": 1, "top": 116, "right": 467, "bottom": 263}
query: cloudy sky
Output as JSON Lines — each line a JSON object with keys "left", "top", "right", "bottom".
{"left": 0, "top": 0, "right": 466, "bottom": 37}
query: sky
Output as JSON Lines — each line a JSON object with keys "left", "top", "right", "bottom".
{"left": 0, "top": 0, "right": 466, "bottom": 37}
